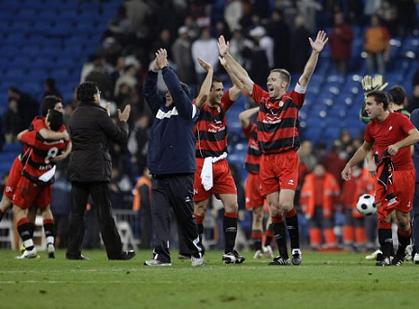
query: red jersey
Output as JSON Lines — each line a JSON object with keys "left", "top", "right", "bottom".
{"left": 252, "top": 83, "right": 305, "bottom": 154}
{"left": 20, "top": 122, "right": 68, "bottom": 184}
{"left": 242, "top": 122, "right": 261, "bottom": 174}
{"left": 365, "top": 112, "right": 415, "bottom": 170}
{"left": 195, "top": 92, "right": 233, "bottom": 158}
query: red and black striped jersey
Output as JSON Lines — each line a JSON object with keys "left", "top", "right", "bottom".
{"left": 20, "top": 122, "right": 68, "bottom": 184}
{"left": 252, "top": 83, "right": 305, "bottom": 154}
{"left": 19, "top": 116, "right": 46, "bottom": 157}
{"left": 242, "top": 122, "right": 261, "bottom": 174}
{"left": 195, "top": 92, "right": 233, "bottom": 158}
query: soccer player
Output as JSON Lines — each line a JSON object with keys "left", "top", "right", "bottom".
{"left": 0, "top": 96, "right": 69, "bottom": 222}
{"left": 192, "top": 57, "right": 245, "bottom": 264}
{"left": 239, "top": 107, "right": 265, "bottom": 258}
{"left": 410, "top": 107, "right": 419, "bottom": 264}
{"left": 342, "top": 91, "right": 419, "bottom": 266}
{"left": 218, "top": 31, "right": 329, "bottom": 265}
{"left": 13, "top": 110, "right": 68, "bottom": 259}
{"left": 388, "top": 86, "right": 410, "bottom": 117}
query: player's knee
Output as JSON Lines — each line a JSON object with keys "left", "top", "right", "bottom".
{"left": 279, "top": 200, "right": 293, "bottom": 213}
{"left": 225, "top": 202, "right": 238, "bottom": 213}
{"left": 398, "top": 217, "right": 410, "bottom": 231}
{"left": 253, "top": 208, "right": 263, "bottom": 223}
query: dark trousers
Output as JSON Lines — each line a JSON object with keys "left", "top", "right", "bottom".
{"left": 151, "top": 174, "right": 202, "bottom": 262}
{"left": 413, "top": 183, "right": 419, "bottom": 253}
{"left": 66, "top": 181, "right": 122, "bottom": 259}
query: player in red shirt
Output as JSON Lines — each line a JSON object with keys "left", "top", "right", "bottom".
{"left": 192, "top": 58, "right": 244, "bottom": 264}
{"left": 342, "top": 91, "right": 419, "bottom": 266}
{"left": 13, "top": 110, "right": 69, "bottom": 259}
{"left": 0, "top": 96, "right": 69, "bottom": 222}
{"left": 218, "top": 31, "right": 328, "bottom": 265}
{"left": 240, "top": 107, "right": 267, "bottom": 258}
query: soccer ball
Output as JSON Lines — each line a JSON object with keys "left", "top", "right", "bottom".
{"left": 356, "top": 194, "right": 377, "bottom": 216}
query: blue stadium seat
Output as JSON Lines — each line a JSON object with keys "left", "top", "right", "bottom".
{"left": 2, "top": 142, "right": 22, "bottom": 153}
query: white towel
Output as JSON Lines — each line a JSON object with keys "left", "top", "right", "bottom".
{"left": 200, "top": 157, "right": 213, "bottom": 191}
{"left": 38, "top": 165, "right": 56, "bottom": 183}
{"left": 200, "top": 152, "right": 227, "bottom": 191}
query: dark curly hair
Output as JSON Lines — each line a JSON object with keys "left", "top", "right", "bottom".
{"left": 41, "top": 95, "right": 62, "bottom": 117}
{"left": 366, "top": 90, "right": 390, "bottom": 110}
{"left": 47, "top": 109, "right": 64, "bottom": 131}
{"left": 77, "top": 81, "right": 99, "bottom": 103}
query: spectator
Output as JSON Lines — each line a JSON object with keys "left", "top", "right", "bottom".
{"left": 241, "top": 38, "right": 270, "bottom": 89}
{"left": 228, "top": 29, "right": 247, "bottom": 66}
{"left": 191, "top": 27, "right": 219, "bottom": 83}
{"left": 297, "top": 0, "right": 323, "bottom": 30}
{"left": 298, "top": 140, "right": 317, "bottom": 171}
{"left": 172, "top": 26, "right": 196, "bottom": 85}
{"left": 2, "top": 99, "right": 23, "bottom": 143}
{"left": 341, "top": 164, "right": 373, "bottom": 251}
{"left": 290, "top": 15, "right": 312, "bottom": 73}
{"left": 85, "top": 55, "right": 114, "bottom": 100}
{"left": 224, "top": 0, "right": 243, "bottom": 32}
{"left": 409, "top": 68, "right": 419, "bottom": 112}
{"left": 249, "top": 26, "right": 274, "bottom": 69}
{"left": 114, "top": 65, "right": 138, "bottom": 97}
{"left": 364, "top": 15, "right": 390, "bottom": 75}
{"left": 151, "top": 29, "right": 173, "bottom": 59}
{"left": 321, "top": 144, "right": 348, "bottom": 189}
{"left": 110, "top": 56, "right": 126, "bottom": 91}
{"left": 43, "top": 78, "right": 62, "bottom": 99}
{"left": 300, "top": 163, "right": 340, "bottom": 249}
{"left": 124, "top": 0, "right": 151, "bottom": 40}
{"left": 267, "top": 9, "right": 291, "bottom": 71}
{"left": 329, "top": 12, "right": 353, "bottom": 75}
{"left": 132, "top": 168, "right": 152, "bottom": 248}
{"left": 8, "top": 87, "right": 38, "bottom": 130}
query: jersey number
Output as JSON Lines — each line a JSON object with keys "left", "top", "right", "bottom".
{"left": 45, "top": 147, "right": 59, "bottom": 164}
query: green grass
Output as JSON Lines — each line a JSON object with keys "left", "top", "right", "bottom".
{"left": 0, "top": 249, "right": 418, "bottom": 309}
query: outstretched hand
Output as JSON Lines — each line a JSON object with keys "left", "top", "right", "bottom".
{"left": 217, "top": 35, "right": 230, "bottom": 57}
{"left": 218, "top": 56, "right": 226, "bottom": 67}
{"left": 309, "top": 30, "right": 328, "bottom": 53}
{"left": 197, "top": 58, "right": 212, "bottom": 72}
{"left": 155, "top": 48, "right": 168, "bottom": 69}
{"left": 118, "top": 104, "right": 131, "bottom": 122}
{"left": 341, "top": 164, "right": 352, "bottom": 181}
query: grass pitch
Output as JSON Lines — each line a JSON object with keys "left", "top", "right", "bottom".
{"left": 0, "top": 249, "right": 418, "bottom": 309}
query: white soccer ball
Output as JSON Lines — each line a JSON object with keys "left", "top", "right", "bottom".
{"left": 356, "top": 194, "right": 377, "bottom": 216}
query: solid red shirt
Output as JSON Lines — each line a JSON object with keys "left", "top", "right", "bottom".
{"left": 364, "top": 112, "right": 415, "bottom": 170}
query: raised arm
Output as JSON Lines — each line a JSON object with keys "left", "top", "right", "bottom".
{"left": 228, "top": 85, "right": 241, "bottom": 101}
{"left": 298, "top": 30, "right": 328, "bottom": 88}
{"left": 239, "top": 106, "right": 259, "bottom": 128}
{"left": 218, "top": 35, "right": 254, "bottom": 95}
{"left": 219, "top": 56, "right": 245, "bottom": 91}
{"left": 143, "top": 60, "right": 164, "bottom": 116}
{"left": 156, "top": 49, "right": 193, "bottom": 119}
{"left": 195, "top": 58, "right": 213, "bottom": 108}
